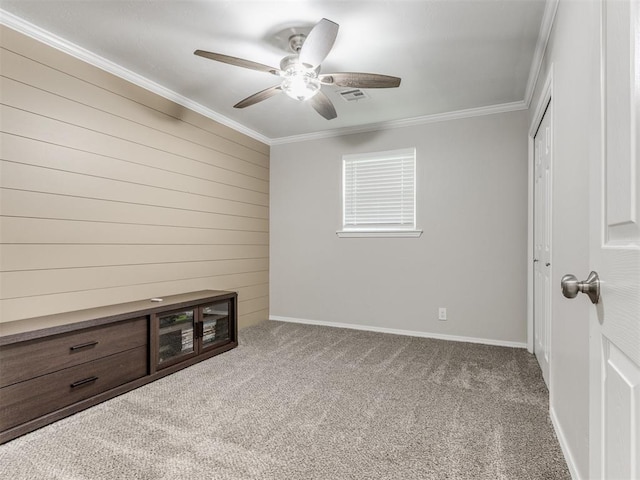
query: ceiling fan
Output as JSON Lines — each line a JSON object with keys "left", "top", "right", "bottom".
{"left": 194, "top": 18, "right": 401, "bottom": 120}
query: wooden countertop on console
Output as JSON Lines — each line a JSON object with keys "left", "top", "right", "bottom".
{"left": 0, "top": 290, "right": 236, "bottom": 345}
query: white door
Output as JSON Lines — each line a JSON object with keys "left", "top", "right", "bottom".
{"left": 533, "top": 101, "right": 552, "bottom": 387}
{"left": 587, "top": 1, "right": 640, "bottom": 478}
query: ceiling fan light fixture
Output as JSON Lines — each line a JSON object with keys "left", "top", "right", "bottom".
{"left": 282, "top": 72, "right": 320, "bottom": 101}
{"left": 280, "top": 57, "right": 320, "bottom": 101}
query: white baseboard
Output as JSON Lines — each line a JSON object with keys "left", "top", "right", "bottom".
{"left": 269, "top": 315, "right": 527, "bottom": 349}
{"left": 550, "top": 406, "right": 581, "bottom": 480}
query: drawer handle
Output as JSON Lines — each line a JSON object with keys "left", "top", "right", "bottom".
{"left": 70, "top": 341, "right": 99, "bottom": 351}
{"left": 70, "top": 376, "right": 98, "bottom": 388}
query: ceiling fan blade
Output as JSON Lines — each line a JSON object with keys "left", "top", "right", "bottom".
{"left": 310, "top": 90, "right": 337, "bottom": 120}
{"left": 319, "top": 72, "right": 402, "bottom": 88}
{"left": 233, "top": 85, "right": 282, "bottom": 109}
{"left": 299, "top": 18, "right": 339, "bottom": 68}
{"left": 194, "top": 50, "right": 281, "bottom": 76}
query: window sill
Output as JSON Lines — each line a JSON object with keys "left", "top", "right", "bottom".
{"left": 336, "top": 230, "right": 423, "bottom": 238}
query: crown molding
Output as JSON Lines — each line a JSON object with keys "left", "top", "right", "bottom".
{"left": 270, "top": 100, "right": 528, "bottom": 145}
{"left": 523, "top": 0, "right": 559, "bottom": 108}
{"left": 0, "top": 9, "right": 270, "bottom": 145}
{"left": 1, "top": 2, "right": 556, "bottom": 147}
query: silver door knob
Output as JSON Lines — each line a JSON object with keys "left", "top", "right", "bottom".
{"left": 561, "top": 271, "right": 600, "bottom": 304}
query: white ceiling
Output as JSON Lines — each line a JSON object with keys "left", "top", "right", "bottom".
{"left": 0, "top": 0, "right": 549, "bottom": 143}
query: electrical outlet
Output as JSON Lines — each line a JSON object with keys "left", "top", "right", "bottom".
{"left": 438, "top": 307, "right": 447, "bottom": 321}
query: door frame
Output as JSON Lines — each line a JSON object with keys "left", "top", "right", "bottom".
{"left": 527, "top": 66, "right": 554, "bottom": 365}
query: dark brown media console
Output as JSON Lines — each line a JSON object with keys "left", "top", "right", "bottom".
{"left": 0, "top": 290, "right": 237, "bottom": 444}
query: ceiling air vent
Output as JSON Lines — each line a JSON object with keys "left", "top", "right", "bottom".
{"left": 338, "top": 89, "right": 369, "bottom": 102}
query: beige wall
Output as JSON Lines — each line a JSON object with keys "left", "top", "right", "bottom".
{"left": 271, "top": 110, "right": 529, "bottom": 345}
{"left": 0, "top": 25, "right": 269, "bottom": 328}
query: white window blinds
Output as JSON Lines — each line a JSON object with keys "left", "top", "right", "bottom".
{"left": 342, "top": 148, "right": 416, "bottom": 231}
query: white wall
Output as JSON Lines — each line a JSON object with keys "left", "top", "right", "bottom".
{"left": 527, "top": 1, "right": 601, "bottom": 478}
{"left": 271, "top": 110, "right": 528, "bottom": 345}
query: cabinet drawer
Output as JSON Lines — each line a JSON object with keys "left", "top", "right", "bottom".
{"left": 0, "top": 346, "right": 147, "bottom": 431}
{"left": 0, "top": 317, "right": 147, "bottom": 388}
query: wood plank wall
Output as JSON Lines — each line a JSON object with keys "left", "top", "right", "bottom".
{"left": 0, "top": 25, "right": 270, "bottom": 327}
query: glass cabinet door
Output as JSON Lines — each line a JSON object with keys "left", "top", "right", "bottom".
{"left": 157, "top": 309, "right": 196, "bottom": 364}
{"left": 201, "top": 302, "right": 230, "bottom": 349}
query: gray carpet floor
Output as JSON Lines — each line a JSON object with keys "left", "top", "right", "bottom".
{"left": 0, "top": 320, "right": 570, "bottom": 479}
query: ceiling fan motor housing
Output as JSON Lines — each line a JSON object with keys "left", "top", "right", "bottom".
{"left": 288, "top": 33, "right": 306, "bottom": 53}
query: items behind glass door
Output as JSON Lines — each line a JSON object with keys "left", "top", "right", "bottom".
{"left": 202, "top": 304, "right": 230, "bottom": 347}
{"left": 157, "top": 303, "right": 231, "bottom": 364}
{"left": 158, "top": 310, "right": 194, "bottom": 363}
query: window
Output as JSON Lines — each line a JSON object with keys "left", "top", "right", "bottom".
{"left": 338, "top": 148, "right": 422, "bottom": 237}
